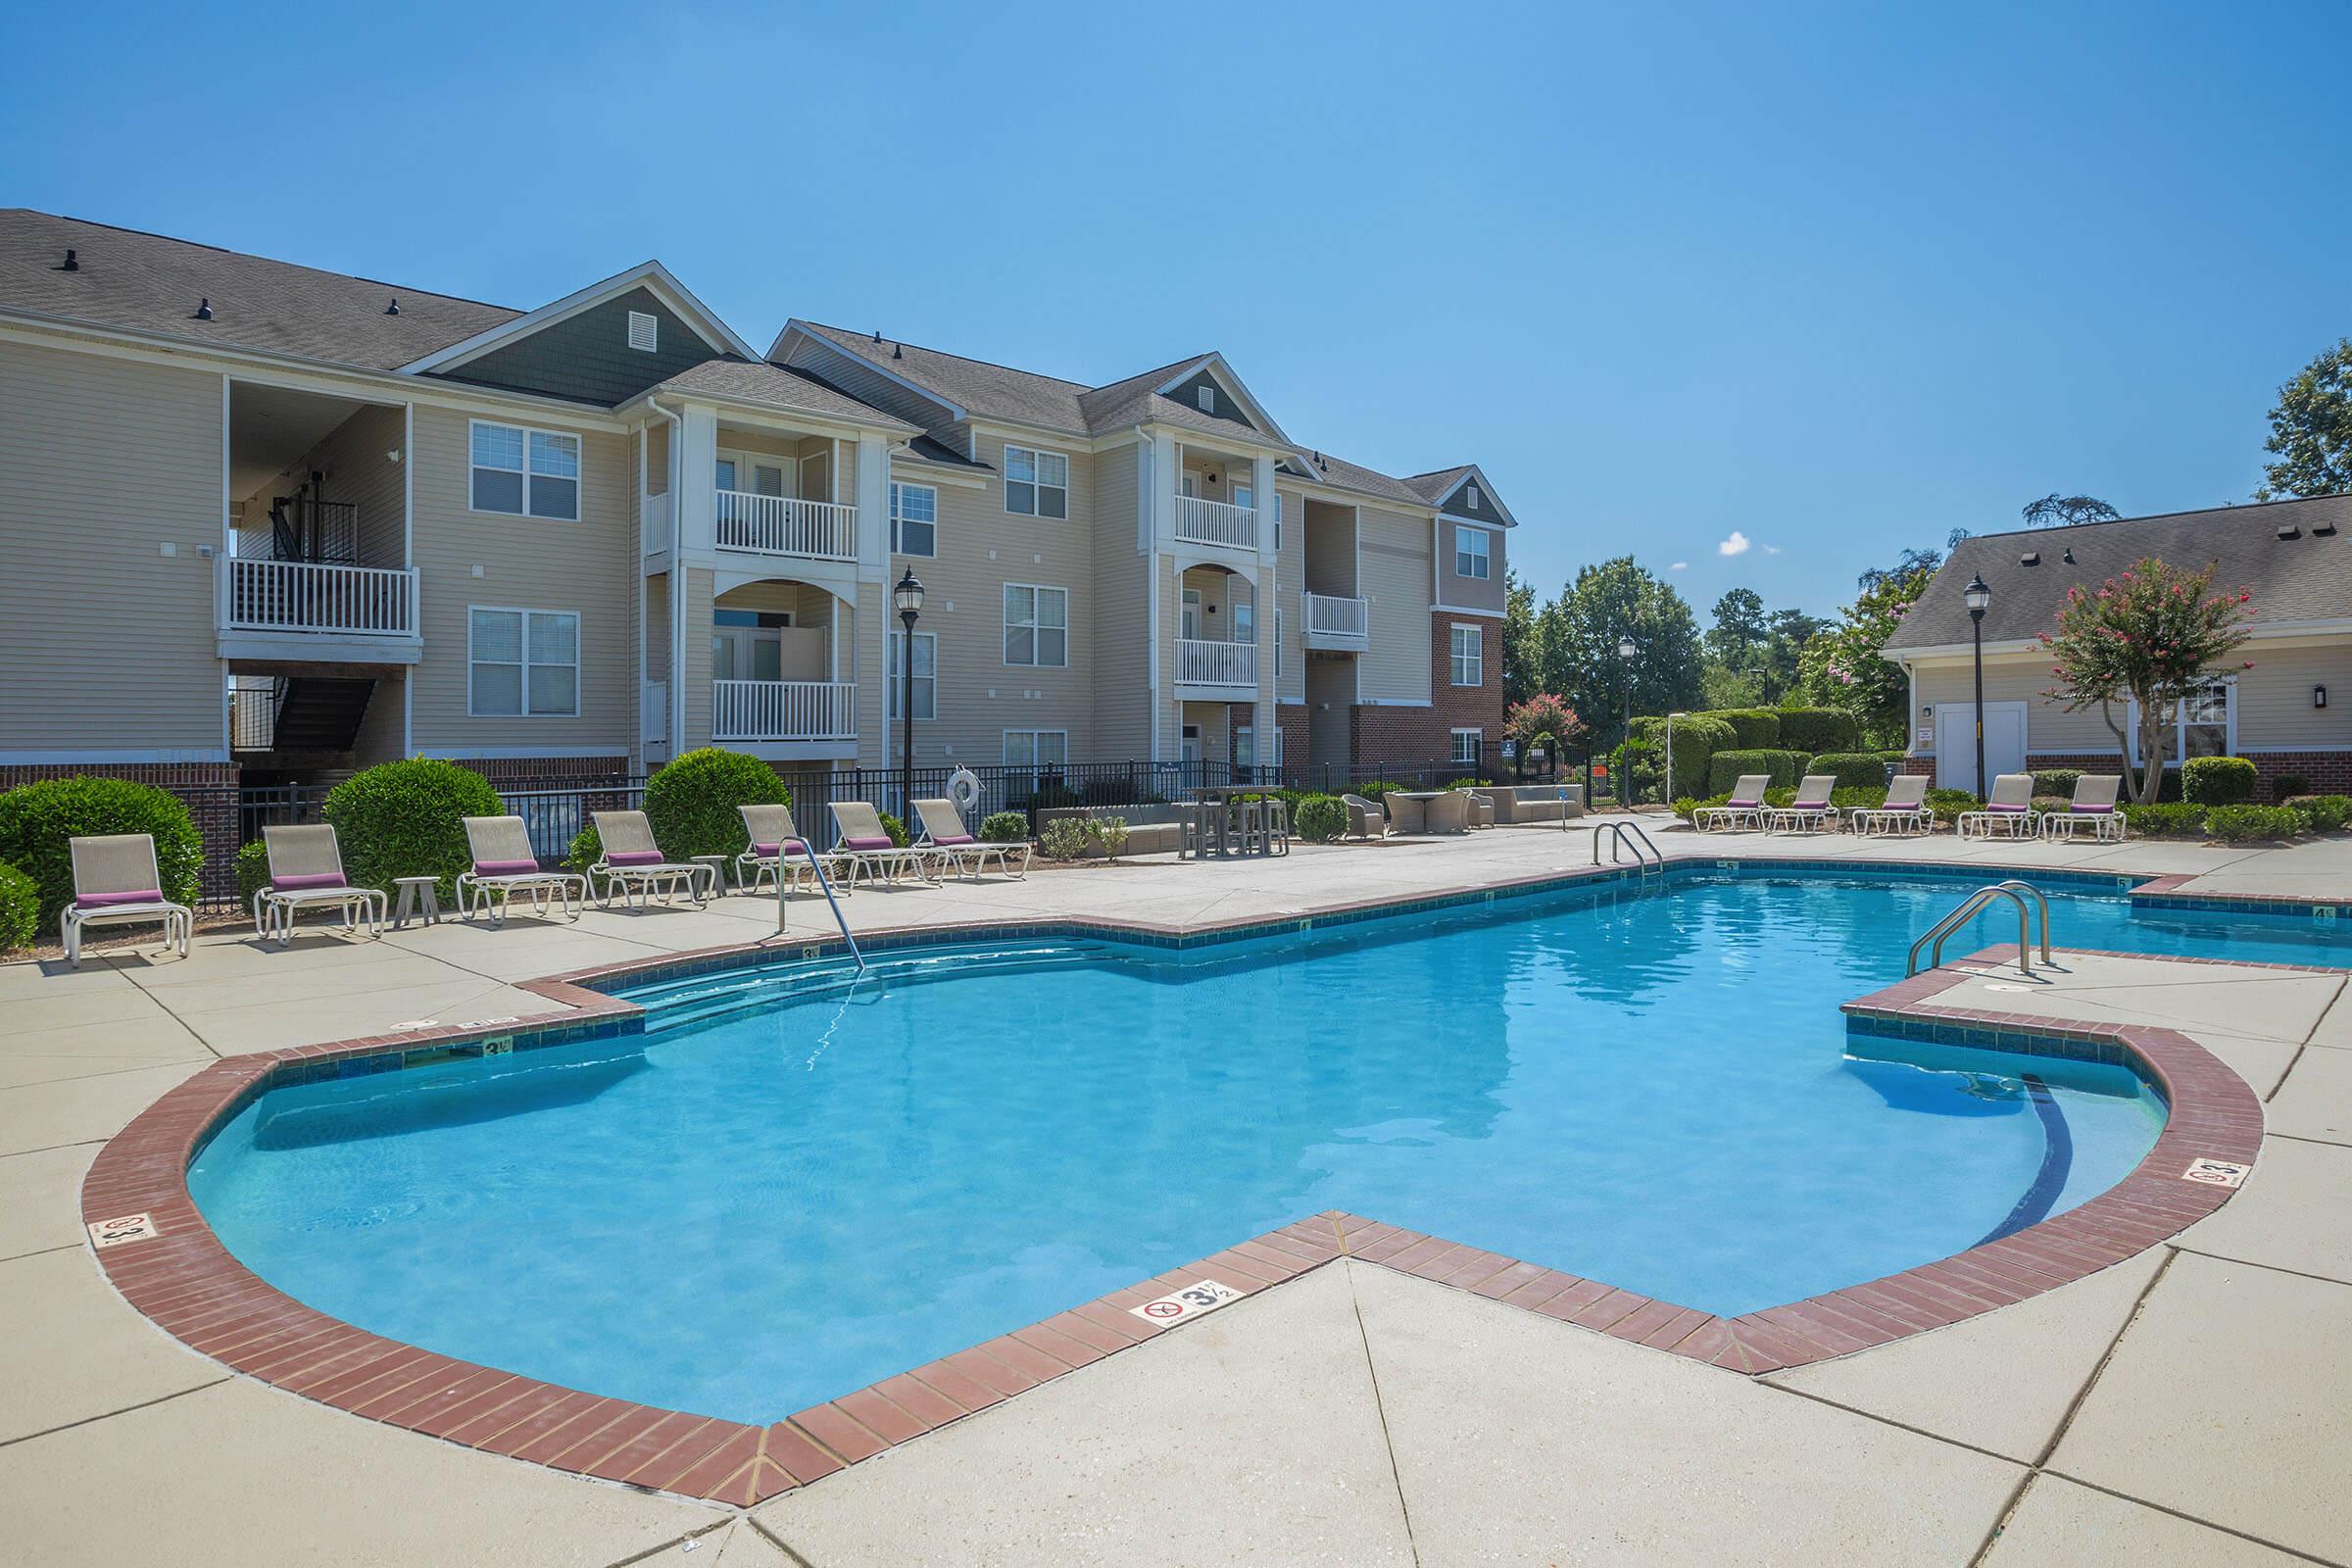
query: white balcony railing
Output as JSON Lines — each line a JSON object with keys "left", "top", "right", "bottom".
{"left": 222, "top": 558, "right": 418, "bottom": 636}
{"left": 642, "top": 490, "right": 674, "bottom": 557}
{"left": 714, "top": 491, "right": 856, "bottom": 561}
{"left": 1304, "top": 592, "right": 1370, "bottom": 641}
{"left": 711, "top": 680, "right": 857, "bottom": 743}
{"left": 1174, "top": 495, "right": 1258, "bottom": 550}
{"left": 1176, "top": 638, "right": 1258, "bottom": 687}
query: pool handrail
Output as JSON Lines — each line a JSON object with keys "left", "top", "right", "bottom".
{"left": 1908, "top": 880, "right": 2052, "bottom": 979}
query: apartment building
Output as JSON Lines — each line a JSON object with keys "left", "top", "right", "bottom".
{"left": 0, "top": 211, "right": 1516, "bottom": 801}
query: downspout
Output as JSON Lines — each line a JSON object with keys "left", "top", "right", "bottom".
{"left": 646, "top": 396, "right": 685, "bottom": 762}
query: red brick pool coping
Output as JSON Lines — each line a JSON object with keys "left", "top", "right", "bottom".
{"left": 78, "top": 865, "right": 2286, "bottom": 1506}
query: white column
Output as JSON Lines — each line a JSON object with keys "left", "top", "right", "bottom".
{"left": 676, "top": 405, "right": 719, "bottom": 557}
{"left": 1252, "top": 451, "right": 1278, "bottom": 771}
{"left": 857, "top": 432, "right": 892, "bottom": 767}
{"left": 1146, "top": 430, "right": 1181, "bottom": 760}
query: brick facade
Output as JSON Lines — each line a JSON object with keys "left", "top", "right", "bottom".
{"left": 1346, "top": 613, "right": 1504, "bottom": 774}
{"left": 464, "top": 756, "right": 633, "bottom": 787}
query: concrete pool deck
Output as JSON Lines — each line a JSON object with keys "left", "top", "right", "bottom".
{"left": 3, "top": 818, "right": 2348, "bottom": 1565}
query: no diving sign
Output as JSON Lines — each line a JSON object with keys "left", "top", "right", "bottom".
{"left": 1129, "top": 1279, "right": 1242, "bottom": 1325}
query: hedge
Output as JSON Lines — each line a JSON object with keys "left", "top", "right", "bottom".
{"left": 2285, "top": 795, "right": 2352, "bottom": 834}
{"left": 323, "top": 759, "right": 504, "bottom": 901}
{"left": 0, "top": 776, "right": 206, "bottom": 935}
{"left": 2205, "top": 804, "right": 2301, "bottom": 843}
{"left": 1776, "top": 708, "right": 1858, "bottom": 755}
{"left": 2031, "top": 768, "right": 2082, "bottom": 800}
{"left": 1294, "top": 795, "right": 1348, "bottom": 842}
{"left": 1706, "top": 748, "right": 1804, "bottom": 795}
{"left": 2272, "top": 773, "right": 2311, "bottom": 802}
{"left": 1701, "top": 709, "right": 1782, "bottom": 749}
{"left": 644, "top": 748, "right": 787, "bottom": 861}
{"left": 1925, "top": 788, "right": 1979, "bottom": 824}
{"left": 0, "top": 859, "right": 36, "bottom": 954}
{"left": 1628, "top": 713, "right": 1735, "bottom": 800}
{"left": 2122, "top": 802, "right": 2206, "bottom": 837}
{"left": 1804, "top": 753, "right": 1887, "bottom": 791}
{"left": 2181, "top": 756, "right": 2258, "bottom": 807}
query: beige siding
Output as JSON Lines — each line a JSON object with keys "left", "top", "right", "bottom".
{"left": 1357, "top": 506, "right": 1434, "bottom": 703}
{"left": 644, "top": 574, "right": 670, "bottom": 685}
{"left": 2234, "top": 637, "right": 2352, "bottom": 749}
{"left": 0, "top": 340, "right": 224, "bottom": 756}
{"left": 1088, "top": 444, "right": 1151, "bottom": 760}
{"left": 682, "top": 566, "right": 715, "bottom": 746}
{"left": 233, "top": 404, "right": 408, "bottom": 567}
{"left": 1274, "top": 486, "right": 1306, "bottom": 704}
{"left": 406, "top": 404, "right": 633, "bottom": 756}
{"left": 349, "top": 670, "right": 408, "bottom": 765}
{"left": 1439, "top": 519, "right": 1506, "bottom": 613}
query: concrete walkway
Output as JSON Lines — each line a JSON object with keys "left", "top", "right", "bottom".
{"left": 3, "top": 820, "right": 2347, "bottom": 1564}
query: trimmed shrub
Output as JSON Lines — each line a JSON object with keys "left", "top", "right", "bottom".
{"left": 1776, "top": 708, "right": 1858, "bottom": 755}
{"left": 644, "top": 748, "right": 786, "bottom": 861}
{"left": 877, "top": 811, "right": 909, "bottom": 849}
{"left": 563, "top": 825, "right": 602, "bottom": 877}
{"left": 2031, "top": 795, "right": 2072, "bottom": 816}
{"left": 1038, "top": 819, "right": 1092, "bottom": 861}
{"left": 323, "top": 758, "right": 503, "bottom": 901}
{"left": 1702, "top": 709, "right": 1782, "bottom": 749}
{"left": 2273, "top": 773, "right": 2310, "bottom": 802}
{"left": 2122, "top": 802, "right": 2206, "bottom": 837}
{"left": 2030, "top": 768, "right": 2083, "bottom": 800}
{"left": 1926, "top": 787, "right": 1979, "bottom": 825}
{"left": 1294, "top": 795, "right": 1348, "bottom": 842}
{"left": 236, "top": 839, "right": 272, "bottom": 906}
{"left": 0, "top": 776, "right": 206, "bottom": 934}
{"left": 2285, "top": 795, "right": 2351, "bottom": 833}
{"left": 2180, "top": 756, "right": 2258, "bottom": 807}
{"left": 1352, "top": 780, "right": 1412, "bottom": 802}
{"left": 2205, "top": 804, "right": 2302, "bottom": 843}
{"left": 1094, "top": 816, "right": 1130, "bottom": 859}
{"left": 0, "top": 859, "right": 36, "bottom": 954}
{"left": 1627, "top": 713, "right": 1734, "bottom": 801}
{"left": 1705, "top": 748, "right": 1804, "bottom": 795}
{"left": 979, "top": 811, "right": 1029, "bottom": 844}
{"left": 1805, "top": 753, "right": 1888, "bottom": 792}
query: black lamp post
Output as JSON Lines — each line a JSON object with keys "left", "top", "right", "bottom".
{"left": 893, "top": 566, "right": 925, "bottom": 818}
{"left": 1963, "top": 572, "right": 1991, "bottom": 800}
{"left": 1617, "top": 635, "right": 1638, "bottom": 807}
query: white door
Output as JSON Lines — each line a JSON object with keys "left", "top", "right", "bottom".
{"left": 1181, "top": 723, "right": 1202, "bottom": 763}
{"left": 1935, "top": 703, "right": 2027, "bottom": 794}
{"left": 1182, "top": 589, "right": 1202, "bottom": 640}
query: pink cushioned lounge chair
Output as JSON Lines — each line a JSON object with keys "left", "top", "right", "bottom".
{"left": 586, "top": 809, "right": 716, "bottom": 909}
{"left": 251, "top": 823, "right": 385, "bottom": 945}
{"left": 736, "top": 803, "right": 858, "bottom": 896}
{"left": 913, "top": 798, "right": 1029, "bottom": 881}
{"left": 2038, "top": 774, "right": 2127, "bottom": 843}
{"left": 827, "top": 801, "right": 942, "bottom": 886}
{"left": 1956, "top": 774, "right": 2038, "bottom": 840}
{"left": 1766, "top": 774, "right": 1843, "bottom": 834}
{"left": 1694, "top": 774, "right": 1771, "bottom": 833}
{"left": 63, "top": 833, "right": 191, "bottom": 968}
{"left": 458, "top": 815, "right": 584, "bottom": 925}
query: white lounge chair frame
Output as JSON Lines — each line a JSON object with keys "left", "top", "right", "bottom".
{"left": 735, "top": 803, "right": 859, "bottom": 896}
{"left": 827, "top": 802, "right": 942, "bottom": 885}
{"left": 250, "top": 824, "right": 385, "bottom": 944}
{"left": 585, "top": 810, "right": 716, "bottom": 909}
{"left": 912, "top": 799, "right": 1030, "bottom": 880}
{"left": 457, "top": 815, "right": 585, "bottom": 924}
{"left": 1956, "top": 774, "right": 2039, "bottom": 840}
{"left": 2038, "top": 774, "right": 2128, "bottom": 843}
{"left": 1694, "top": 775, "right": 1772, "bottom": 833}
{"left": 1766, "top": 775, "right": 1842, "bottom": 834}
{"left": 63, "top": 834, "right": 192, "bottom": 967}
{"left": 1848, "top": 774, "right": 1936, "bottom": 837}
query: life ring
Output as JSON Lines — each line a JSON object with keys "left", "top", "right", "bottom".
{"left": 947, "top": 766, "right": 983, "bottom": 821}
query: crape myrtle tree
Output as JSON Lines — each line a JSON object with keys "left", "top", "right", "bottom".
{"left": 1799, "top": 559, "right": 1935, "bottom": 749}
{"left": 1503, "top": 693, "right": 1584, "bottom": 780}
{"left": 2038, "top": 558, "right": 2255, "bottom": 804}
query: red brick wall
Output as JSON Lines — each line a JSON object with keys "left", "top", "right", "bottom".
{"left": 463, "top": 756, "right": 632, "bottom": 787}
{"left": 1346, "top": 614, "right": 1503, "bottom": 774}
{"left": 1277, "top": 703, "right": 1310, "bottom": 782}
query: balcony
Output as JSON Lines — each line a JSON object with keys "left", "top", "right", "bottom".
{"left": 218, "top": 557, "right": 421, "bottom": 664}
{"left": 711, "top": 679, "right": 858, "bottom": 755}
{"left": 714, "top": 491, "right": 856, "bottom": 562}
{"left": 1174, "top": 495, "right": 1258, "bottom": 551}
{"left": 1304, "top": 592, "right": 1370, "bottom": 650}
{"left": 1175, "top": 637, "right": 1258, "bottom": 697}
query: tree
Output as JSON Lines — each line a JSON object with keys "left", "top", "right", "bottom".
{"left": 1500, "top": 567, "right": 1541, "bottom": 707}
{"left": 1757, "top": 608, "right": 1832, "bottom": 703}
{"left": 1547, "top": 558, "right": 1705, "bottom": 751}
{"left": 1703, "top": 588, "right": 1768, "bottom": 668}
{"left": 2021, "top": 494, "right": 2121, "bottom": 529}
{"left": 2040, "top": 558, "right": 2255, "bottom": 804}
{"left": 1857, "top": 545, "right": 1943, "bottom": 591}
{"left": 2256, "top": 338, "right": 2352, "bottom": 501}
{"left": 1503, "top": 693, "right": 1584, "bottom": 779}
{"left": 1801, "top": 561, "right": 1934, "bottom": 748}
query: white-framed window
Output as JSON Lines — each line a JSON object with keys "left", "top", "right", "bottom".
{"left": 1465, "top": 482, "right": 1481, "bottom": 511}
{"left": 1197, "top": 384, "right": 1215, "bottom": 413}
{"left": 1454, "top": 524, "right": 1491, "bottom": 579}
{"left": 1232, "top": 598, "right": 1254, "bottom": 647}
{"left": 1273, "top": 491, "right": 1284, "bottom": 550}
{"left": 1234, "top": 724, "right": 1255, "bottom": 769}
{"left": 1004, "top": 445, "right": 1068, "bottom": 518}
{"left": 1004, "top": 728, "right": 1068, "bottom": 785}
{"left": 468, "top": 607, "right": 579, "bottom": 717}
{"left": 626, "top": 311, "right": 658, "bottom": 353}
{"left": 1004, "top": 583, "right": 1068, "bottom": 666}
{"left": 887, "top": 630, "right": 936, "bottom": 720}
{"left": 2128, "top": 678, "right": 2235, "bottom": 764}
{"left": 1450, "top": 623, "right": 1483, "bottom": 687}
{"left": 470, "top": 420, "right": 580, "bottom": 520}
{"left": 1232, "top": 479, "right": 1253, "bottom": 514}
{"left": 1270, "top": 724, "right": 1285, "bottom": 767}
{"left": 1273, "top": 608, "right": 1283, "bottom": 681}
{"left": 1451, "top": 727, "right": 1483, "bottom": 765}
{"left": 891, "top": 482, "right": 938, "bottom": 557}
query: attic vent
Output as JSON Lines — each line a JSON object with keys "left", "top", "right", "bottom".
{"left": 1197, "top": 384, "right": 1215, "bottom": 413}
{"left": 2278, "top": 523, "right": 2302, "bottom": 540}
{"left": 57, "top": 248, "right": 77, "bottom": 271}
{"left": 2062, "top": 547, "right": 2077, "bottom": 564}
{"left": 193, "top": 297, "right": 213, "bottom": 321}
{"left": 2314, "top": 520, "right": 2339, "bottom": 537}
{"left": 1466, "top": 483, "right": 1481, "bottom": 510}
{"left": 626, "top": 311, "right": 658, "bottom": 353}
{"left": 2019, "top": 551, "right": 2039, "bottom": 565}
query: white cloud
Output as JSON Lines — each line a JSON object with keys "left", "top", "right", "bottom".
{"left": 1763, "top": 543, "right": 1782, "bottom": 555}
{"left": 1669, "top": 561, "right": 1689, "bottom": 571}
{"left": 1718, "top": 531, "right": 1751, "bottom": 557}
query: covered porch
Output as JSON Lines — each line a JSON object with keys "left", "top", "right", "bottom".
{"left": 707, "top": 576, "right": 858, "bottom": 760}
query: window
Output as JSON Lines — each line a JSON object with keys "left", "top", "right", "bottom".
{"left": 1234, "top": 724, "right": 1254, "bottom": 769}
{"left": 471, "top": 420, "right": 580, "bottom": 520}
{"left": 887, "top": 630, "right": 936, "bottom": 720}
{"left": 469, "top": 608, "right": 579, "bottom": 717}
{"left": 891, "top": 482, "right": 938, "bottom": 557}
{"left": 1454, "top": 525, "right": 1491, "bottom": 579}
{"left": 1450, "top": 623, "right": 1483, "bottom": 687}
{"left": 1232, "top": 480, "right": 1253, "bottom": 514}
{"left": 1465, "top": 483, "right": 1481, "bottom": 511}
{"left": 1004, "top": 729, "right": 1068, "bottom": 787}
{"left": 1197, "top": 384, "right": 1215, "bottom": 413}
{"left": 1232, "top": 599, "right": 1254, "bottom": 647}
{"left": 1273, "top": 608, "right": 1283, "bottom": 680}
{"left": 1004, "top": 583, "right": 1068, "bottom": 666}
{"left": 711, "top": 609, "right": 789, "bottom": 681}
{"left": 1451, "top": 728, "right": 1483, "bottom": 765}
{"left": 1273, "top": 491, "right": 1284, "bottom": 550}
{"left": 1004, "top": 445, "right": 1068, "bottom": 518}
{"left": 2129, "top": 679, "right": 2234, "bottom": 764}
{"left": 627, "top": 311, "right": 658, "bottom": 353}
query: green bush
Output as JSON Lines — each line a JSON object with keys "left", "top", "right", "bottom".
{"left": 1294, "top": 795, "right": 1348, "bottom": 842}
{"left": 2285, "top": 795, "right": 2351, "bottom": 833}
{"left": 563, "top": 825, "right": 602, "bottom": 877}
{"left": 2181, "top": 756, "right": 2258, "bottom": 807}
{"left": 2031, "top": 768, "right": 2083, "bottom": 799}
{"left": 979, "top": 811, "right": 1029, "bottom": 844}
{"left": 1352, "top": 780, "right": 1412, "bottom": 802}
{"left": 0, "top": 776, "right": 206, "bottom": 935}
{"left": 1702, "top": 709, "right": 1783, "bottom": 749}
{"left": 1038, "top": 819, "right": 1092, "bottom": 861}
{"left": 1926, "top": 787, "right": 1979, "bottom": 825}
{"left": 2273, "top": 773, "right": 2310, "bottom": 802}
{"left": 1625, "top": 713, "right": 1734, "bottom": 800}
{"left": 322, "top": 758, "right": 504, "bottom": 901}
{"left": 643, "top": 748, "right": 786, "bottom": 861}
{"left": 2205, "top": 804, "right": 2302, "bottom": 843}
{"left": 877, "top": 811, "right": 909, "bottom": 849}
{"left": 0, "top": 859, "right": 36, "bottom": 953}
{"left": 2031, "top": 795, "right": 2072, "bottom": 815}
{"left": 1094, "top": 816, "right": 1130, "bottom": 859}
{"left": 1805, "top": 753, "right": 1888, "bottom": 792}
{"left": 2122, "top": 802, "right": 2207, "bottom": 837}
{"left": 1776, "top": 708, "right": 1858, "bottom": 755}
{"left": 235, "top": 839, "right": 272, "bottom": 906}
{"left": 1706, "top": 748, "right": 1804, "bottom": 795}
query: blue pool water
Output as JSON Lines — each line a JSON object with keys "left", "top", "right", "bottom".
{"left": 188, "top": 871, "right": 2345, "bottom": 1424}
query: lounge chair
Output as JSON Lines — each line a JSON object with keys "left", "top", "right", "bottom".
{"left": 457, "top": 815, "right": 585, "bottom": 924}
{"left": 1694, "top": 775, "right": 1771, "bottom": 833}
{"left": 250, "top": 824, "right": 385, "bottom": 944}
{"left": 912, "top": 798, "right": 1030, "bottom": 880}
{"left": 1341, "top": 794, "right": 1386, "bottom": 840}
{"left": 1767, "top": 775, "right": 1842, "bottom": 834}
{"left": 1955, "top": 774, "right": 2038, "bottom": 840}
{"left": 1848, "top": 774, "right": 1936, "bottom": 837}
{"left": 827, "top": 801, "right": 941, "bottom": 885}
{"left": 585, "top": 809, "right": 717, "bottom": 908}
{"left": 735, "top": 803, "right": 858, "bottom": 896}
{"left": 2038, "top": 774, "right": 2127, "bottom": 843}
{"left": 63, "top": 834, "right": 192, "bottom": 968}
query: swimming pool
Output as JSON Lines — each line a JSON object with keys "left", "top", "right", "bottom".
{"left": 186, "top": 869, "right": 2341, "bottom": 1425}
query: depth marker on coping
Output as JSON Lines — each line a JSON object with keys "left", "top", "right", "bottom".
{"left": 1130, "top": 1280, "right": 1242, "bottom": 1324}
{"left": 2181, "top": 1158, "right": 2249, "bottom": 1189}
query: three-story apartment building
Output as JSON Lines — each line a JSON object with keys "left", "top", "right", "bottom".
{"left": 0, "top": 211, "right": 1516, "bottom": 804}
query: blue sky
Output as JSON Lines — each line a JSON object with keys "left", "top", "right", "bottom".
{"left": 6, "top": 1, "right": 2345, "bottom": 618}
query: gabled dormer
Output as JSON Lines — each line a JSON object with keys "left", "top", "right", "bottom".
{"left": 1408, "top": 464, "right": 1517, "bottom": 528}
{"left": 1148, "top": 354, "right": 1288, "bottom": 442}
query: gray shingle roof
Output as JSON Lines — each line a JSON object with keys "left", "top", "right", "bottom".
{"left": 1883, "top": 495, "right": 2352, "bottom": 651}
{"left": 0, "top": 209, "right": 517, "bottom": 371}
{"left": 654, "top": 358, "right": 916, "bottom": 431}
{"left": 1281, "top": 450, "right": 1429, "bottom": 508}
{"left": 897, "top": 433, "right": 990, "bottom": 469}
{"left": 1402, "top": 466, "right": 1474, "bottom": 505}
{"left": 800, "top": 321, "right": 1094, "bottom": 431}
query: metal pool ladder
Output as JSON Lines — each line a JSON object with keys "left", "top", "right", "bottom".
{"left": 1907, "top": 880, "right": 2053, "bottom": 978}
{"left": 778, "top": 841, "right": 866, "bottom": 973}
{"left": 1592, "top": 819, "right": 1664, "bottom": 876}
